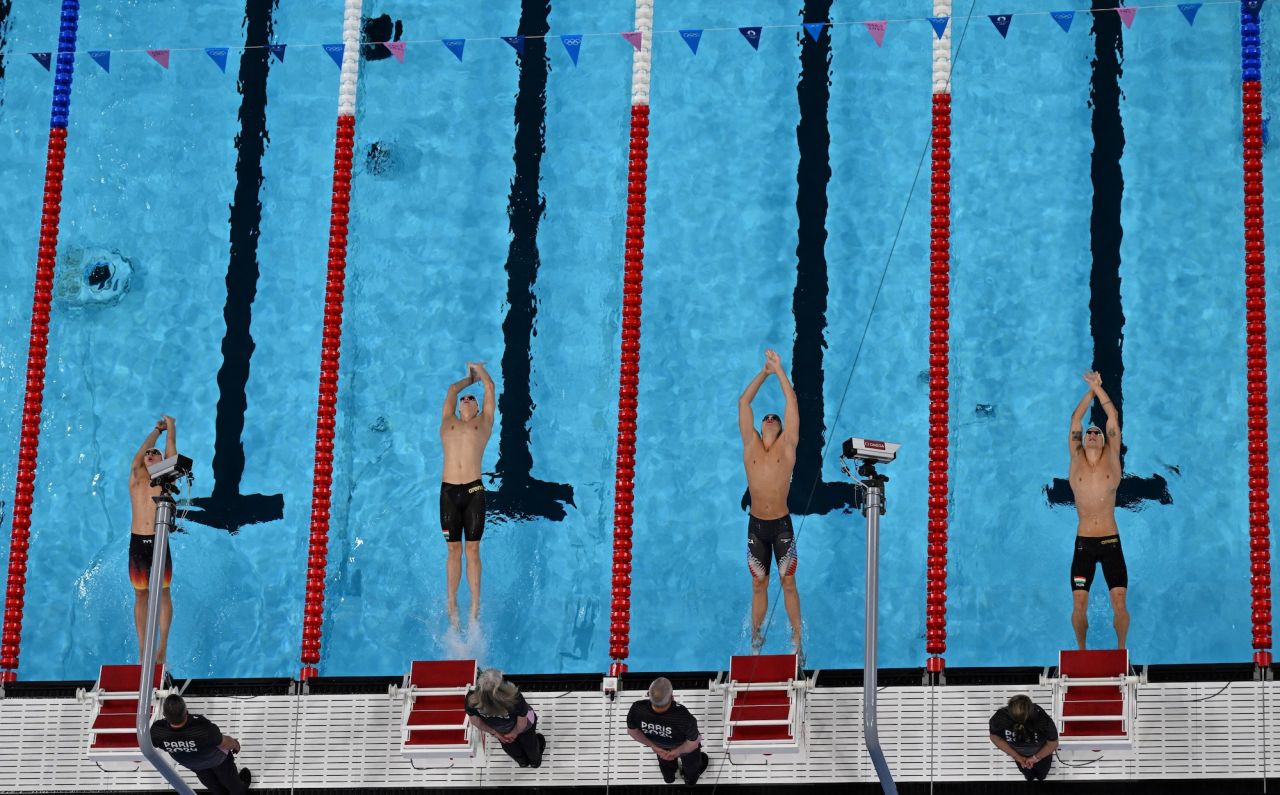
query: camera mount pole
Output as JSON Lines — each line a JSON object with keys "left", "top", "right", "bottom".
{"left": 135, "top": 493, "right": 195, "bottom": 795}
{"left": 860, "top": 462, "right": 897, "bottom": 795}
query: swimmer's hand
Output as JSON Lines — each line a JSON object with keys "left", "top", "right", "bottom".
{"left": 154, "top": 418, "right": 167, "bottom": 433}
{"left": 764, "top": 349, "right": 781, "bottom": 374}
{"left": 1083, "top": 371, "right": 1102, "bottom": 388}
{"left": 162, "top": 415, "right": 175, "bottom": 430}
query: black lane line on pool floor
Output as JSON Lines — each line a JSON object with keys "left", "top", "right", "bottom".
{"left": 740, "top": 0, "right": 861, "bottom": 517}
{"left": 187, "top": 0, "right": 285, "bottom": 532}
{"left": 0, "top": 0, "right": 12, "bottom": 108}
{"left": 1044, "top": 4, "right": 1172, "bottom": 510}
{"left": 488, "top": 0, "right": 575, "bottom": 523}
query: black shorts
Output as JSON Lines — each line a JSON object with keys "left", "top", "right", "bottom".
{"left": 1070, "top": 535, "right": 1127, "bottom": 592}
{"left": 128, "top": 533, "right": 172, "bottom": 591}
{"left": 747, "top": 515, "right": 797, "bottom": 579}
{"left": 441, "top": 480, "right": 485, "bottom": 543}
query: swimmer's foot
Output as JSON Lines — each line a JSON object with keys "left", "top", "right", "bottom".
{"left": 751, "top": 629, "right": 765, "bottom": 654}
{"left": 792, "top": 635, "right": 805, "bottom": 669}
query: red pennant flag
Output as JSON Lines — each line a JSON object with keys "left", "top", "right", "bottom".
{"left": 147, "top": 49, "right": 170, "bottom": 69}
{"left": 864, "top": 20, "right": 887, "bottom": 47}
{"left": 386, "top": 41, "right": 406, "bottom": 63}
{"left": 1116, "top": 7, "right": 1137, "bottom": 28}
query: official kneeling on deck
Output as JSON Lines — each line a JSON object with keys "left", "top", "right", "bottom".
{"left": 150, "top": 694, "right": 252, "bottom": 793}
{"left": 626, "top": 677, "right": 709, "bottom": 785}
{"left": 988, "top": 694, "right": 1059, "bottom": 782}
{"left": 465, "top": 668, "right": 546, "bottom": 768}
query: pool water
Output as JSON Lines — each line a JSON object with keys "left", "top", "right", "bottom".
{"left": 0, "top": 0, "right": 1275, "bottom": 680}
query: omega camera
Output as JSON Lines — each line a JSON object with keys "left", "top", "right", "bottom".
{"left": 147, "top": 454, "right": 193, "bottom": 494}
{"left": 842, "top": 437, "right": 901, "bottom": 465}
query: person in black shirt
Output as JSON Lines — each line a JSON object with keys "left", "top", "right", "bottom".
{"left": 465, "top": 668, "right": 546, "bottom": 768}
{"left": 626, "top": 677, "right": 708, "bottom": 785}
{"left": 988, "top": 694, "right": 1059, "bottom": 781}
{"left": 149, "top": 694, "right": 251, "bottom": 793}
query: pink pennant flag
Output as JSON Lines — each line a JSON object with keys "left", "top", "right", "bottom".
{"left": 386, "top": 41, "right": 406, "bottom": 63}
{"left": 1115, "top": 7, "right": 1137, "bottom": 28}
{"left": 864, "top": 20, "right": 887, "bottom": 48}
{"left": 621, "top": 30, "right": 642, "bottom": 51}
{"left": 147, "top": 49, "right": 171, "bottom": 69}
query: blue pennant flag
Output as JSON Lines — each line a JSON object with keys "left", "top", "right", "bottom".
{"left": 205, "top": 47, "right": 229, "bottom": 72}
{"left": 989, "top": 14, "right": 1013, "bottom": 39}
{"left": 561, "top": 34, "right": 582, "bottom": 65}
{"left": 502, "top": 35, "right": 525, "bottom": 55}
{"left": 1051, "top": 11, "right": 1074, "bottom": 32}
{"left": 680, "top": 29, "right": 703, "bottom": 54}
{"left": 30, "top": 52, "right": 51, "bottom": 70}
{"left": 88, "top": 50, "right": 110, "bottom": 72}
{"left": 443, "top": 38, "right": 465, "bottom": 61}
{"left": 739, "top": 26, "right": 762, "bottom": 50}
{"left": 927, "top": 17, "right": 949, "bottom": 39}
{"left": 1177, "top": 3, "right": 1202, "bottom": 25}
{"left": 268, "top": 44, "right": 286, "bottom": 62}
{"left": 803, "top": 22, "right": 825, "bottom": 42}
{"left": 323, "top": 43, "right": 344, "bottom": 68}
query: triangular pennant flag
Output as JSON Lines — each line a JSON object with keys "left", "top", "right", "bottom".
{"left": 680, "top": 29, "right": 703, "bottom": 54}
{"left": 147, "top": 49, "right": 170, "bottom": 69}
{"left": 1115, "top": 7, "right": 1137, "bottom": 28}
{"left": 205, "top": 47, "right": 229, "bottom": 72}
{"left": 864, "top": 21, "right": 887, "bottom": 47}
{"left": 739, "top": 27, "right": 762, "bottom": 50}
{"left": 927, "top": 17, "right": 949, "bottom": 39}
{"left": 621, "top": 31, "right": 642, "bottom": 51}
{"left": 268, "top": 44, "right": 287, "bottom": 62}
{"left": 323, "top": 43, "right": 344, "bottom": 68}
{"left": 88, "top": 50, "right": 110, "bottom": 72}
{"left": 1050, "top": 11, "right": 1074, "bottom": 32}
{"left": 1177, "top": 3, "right": 1202, "bottom": 25}
{"left": 442, "top": 38, "right": 464, "bottom": 62}
{"left": 503, "top": 35, "right": 526, "bottom": 55}
{"left": 989, "top": 14, "right": 1012, "bottom": 39}
{"left": 386, "top": 41, "right": 406, "bottom": 63}
{"left": 30, "top": 52, "right": 51, "bottom": 70}
{"left": 803, "top": 22, "right": 826, "bottom": 42}
{"left": 560, "top": 34, "right": 582, "bottom": 65}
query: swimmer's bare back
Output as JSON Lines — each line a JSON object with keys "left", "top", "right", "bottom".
{"left": 129, "top": 416, "right": 176, "bottom": 536}
{"left": 1067, "top": 372, "right": 1122, "bottom": 538}
{"left": 441, "top": 362, "right": 495, "bottom": 484}
{"left": 739, "top": 349, "right": 799, "bottom": 521}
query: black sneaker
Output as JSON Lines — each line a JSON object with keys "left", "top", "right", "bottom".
{"left": 239, "top": 767, "right": 252, "bottom": 788}
{"left": 530, "top": 733, "right": 546, "bottom": 768}
{"left": 683, "top": 751, "right": 709, "bottom": 785}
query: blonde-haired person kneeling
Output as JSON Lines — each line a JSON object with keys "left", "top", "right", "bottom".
{"left": 465, "top": 669, "right": 545, "bottom": 767}
{"left": 988, "top": 694, "right": 1059, "bottom": 781}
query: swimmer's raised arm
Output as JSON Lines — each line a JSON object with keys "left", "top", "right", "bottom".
{"left": 738, "top": 363, "right": 769, "bottom": 446}
{"left": 1068, "top": 387, "right": 1092, "bottom": 455}
{"left": 162, "top": 416, "right": 176, "bottom": 459}
{"left": 766, "top": 349, "right": 800, "bottom": 447}
{"left": 470, "top": 362, "right": 496, "bottom": 424}
{"left": 1083, "top": 371, "right": 1120, "bottom": 450}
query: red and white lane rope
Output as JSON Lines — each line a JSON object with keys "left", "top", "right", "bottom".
{"left": 299, "top": 0, "right": 362, "bottom": 682}
{"left": 1, "top": 0, "right": 80, "bottom": 685}
{"left": 1240, "top": 0, "right": 1271, "bottom": 670}
{"left": 607, "top": 0, "right": 654, "bottom": 679}
{"left": 924, "top": 0, "right": 952, "bottom": 675}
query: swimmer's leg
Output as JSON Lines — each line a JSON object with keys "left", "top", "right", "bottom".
{"left": 1071, "top": 590, "right": 1089, "bottom": 650}
{"left": 780, "top": 574, "right": 802, "bottom": 651}
{"left": 464, "top": 540, "right": 482, "bottom": 623}
{"left": 750, "top": 575, "right": 769, "bottom": 651}
{"left": 446, "top": 542, "right": 463, "bottom": 625}
{"left": 1109, "top": 587, "right": 1128, "bottom": 649}
{"left": 134, "top": 588, "right": 149, "bottom": 662}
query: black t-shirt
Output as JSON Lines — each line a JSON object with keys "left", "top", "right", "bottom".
{"left": 149, "top": 714, "right": 226, "bottom": 771}
{"left": 465, "top": 692, "right": 532, "bottom": 734}
{"left": 627, "top": 699, "right": 700, "bottom": 750}
{"left": 989, "top": 705, "right": 1058, "bottom": 755}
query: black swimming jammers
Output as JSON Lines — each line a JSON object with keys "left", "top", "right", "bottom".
{"left": 747, "top": 514, "right": 798, "bottom": 579}
{"left": 1070, "top": 534, "right": 1128, "bottom": 592}
{"left": 440, "top": 480, "right": 486, "bottom": 543}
